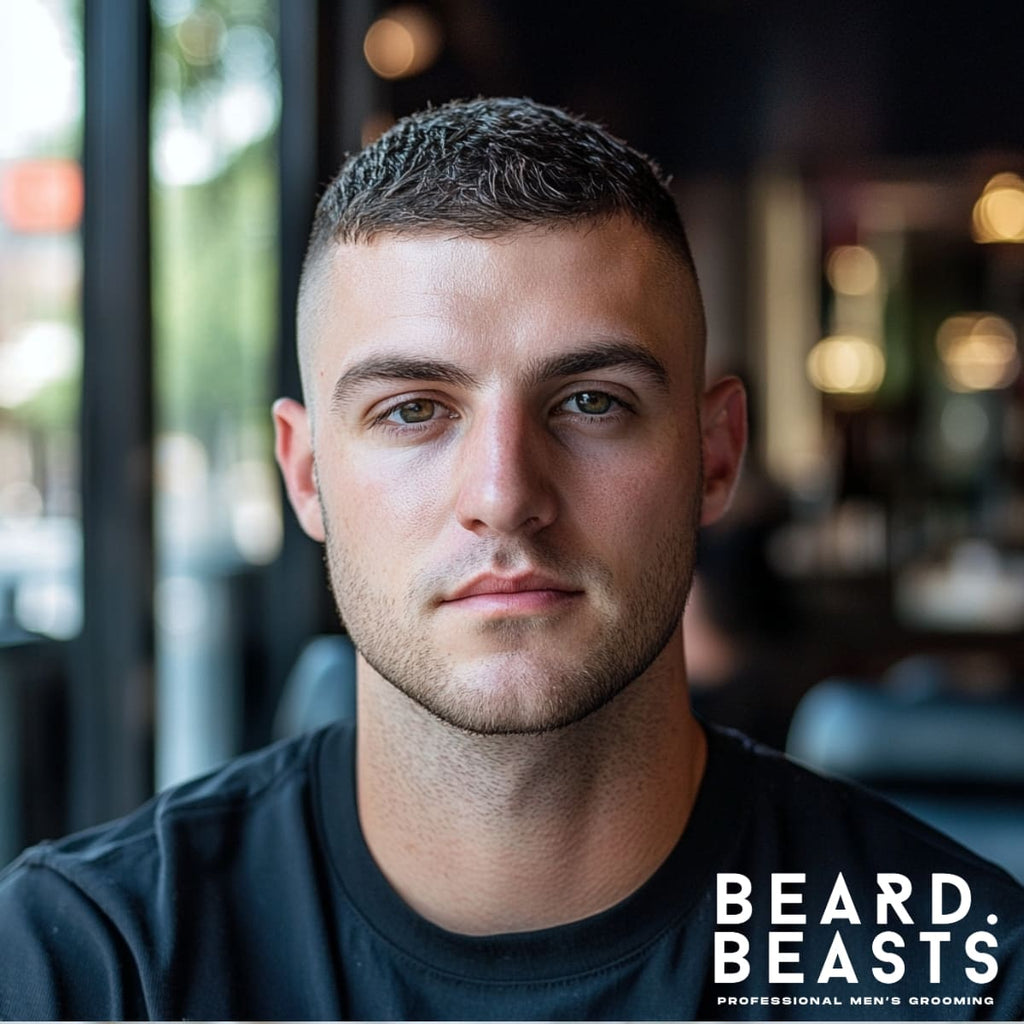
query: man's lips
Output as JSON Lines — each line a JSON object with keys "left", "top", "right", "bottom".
{"left": 445, "top": 572, "right": 579, "bottom": 600}
{"left": 441, "top": 573, "right": 583, "bottom": 613}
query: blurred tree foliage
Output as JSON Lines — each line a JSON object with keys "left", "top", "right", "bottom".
{"left": 154, "top": 142, "right": 277, "bottom": 442}
{"left": 152, "top": 0, "right": 279, "bottom": 450}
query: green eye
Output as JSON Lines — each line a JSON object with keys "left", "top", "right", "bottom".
{"left": 570, "top": 391, "right": 614, "bottom": 415}
{"left": 391, "top": 400, "right": 436, "bottom": 423}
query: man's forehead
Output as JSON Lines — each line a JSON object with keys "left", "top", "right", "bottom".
{"left": 310, "top": 220, "right": 695, "bottom": 318}
{"left": 297, "top": 217, "right": 704, "bottom": 398}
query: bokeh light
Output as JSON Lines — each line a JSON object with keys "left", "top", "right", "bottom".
{"left": 0, "top": 159, "right": 82, "bottom": 233}
{"left": 0, "top": 321, "right": 80, "bottom": 408}
{"left": 936, "top": 313, "right": 1020, "bottom": 392}
{"left": 826, "top": 245, "right": 881, "bottom": 296}
{"left": 176, "top": 9, "right": 225, "bottom": 66}
{"left": 363, "top": 5, "right": 442, "bottom": 80}
{"left": 0, "top": 0, "right": 80, "bottom": 159}
{"left": 806, "top": 335, "right": 886, "bottom": 395}
{"left": 972, "top": 173, "right": 1024, "bottom": 243}
{"left": 940, "top": 395, "right": 991, "bottom": 456}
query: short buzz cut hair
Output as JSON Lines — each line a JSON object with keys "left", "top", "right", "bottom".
{"left": 302, "top": 95, "right": 698, "bottom": 288}
{"left": 297, "top": 97, "right": 704, "bottom": 398}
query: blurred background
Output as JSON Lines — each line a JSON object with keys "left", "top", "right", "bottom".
{"left": 0, "top": 0, "right": 1022, "bottom": 877}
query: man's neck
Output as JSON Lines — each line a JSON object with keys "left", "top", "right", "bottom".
{"left": 353, "top": 647, "right": 706, "bottom": 935}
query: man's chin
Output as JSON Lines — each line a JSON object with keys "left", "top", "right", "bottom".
{"left": 379, "top": 655, "right": 636, "bottom": 737}
{"left": 437, "top": 603, "right": 589, "bottom": 649}
{"left": 411, "top": 690, "right": 624, "bottom": 738}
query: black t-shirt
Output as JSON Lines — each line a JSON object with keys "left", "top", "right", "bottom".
{"left": 1, "top": 723, "right": 1022, "bottom": 1020}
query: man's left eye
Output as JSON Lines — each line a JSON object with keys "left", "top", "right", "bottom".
{"left": 563, "top": 391, "right": 616, "bottom": 415}
{"left": 386, "top": 399, "right": 440, "bottom": 424}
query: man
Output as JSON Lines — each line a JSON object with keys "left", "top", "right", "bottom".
{"left": 1, "top": 97, "right": 1023, "bottom": 1021}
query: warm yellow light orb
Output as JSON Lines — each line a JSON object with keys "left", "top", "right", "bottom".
{"left": 363, "top": 6, "right": 442, "bottom": 80}
{"left": 806, "top": 335, "right": 886, "bottom": 395}
{"left": 936, "top": 313, "right": 1020, "bottom": 391}
{"left": 971, "top": 173, "right": 1024, "bottom": 243}
{"left": 826, "top": 245, "right": 881, "bottom": 296}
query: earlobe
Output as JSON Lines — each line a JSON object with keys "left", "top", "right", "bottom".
{"left": 699, "top": 377, "right": 747, "bottom": 526}
{"left": 272, "top": 397, "right": 326, "bottom": 542}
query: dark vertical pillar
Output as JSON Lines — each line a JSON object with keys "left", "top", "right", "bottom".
{"left": 319, "top": 0, "right": 386, "bottom": 171}
{"left": 277, "top": 0, "right": 385, "bottom": 405}
{"left": 262, "top": 0, "right": 381, "bottom": 718}
{"left": 277, "top": 0, "right": 317, "bottom": 404}
{"left": 75, "top": 0, "right": 154, "bottom": 827}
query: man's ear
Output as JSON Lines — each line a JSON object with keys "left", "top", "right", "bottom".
{"left": 699, "top": 377, "right": 747, "bottom": 527}
{"left": 273, "top": 398, "right": 326, "bottom": 542}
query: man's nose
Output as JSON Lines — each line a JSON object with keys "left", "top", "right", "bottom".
{"left": 453, "top": 405, "right": 558, "bottom": 537}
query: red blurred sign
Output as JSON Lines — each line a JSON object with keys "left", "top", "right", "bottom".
{"left": 0, "top": 159, "right": 83, "bottom": 233}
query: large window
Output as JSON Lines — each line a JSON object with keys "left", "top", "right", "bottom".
{"left": 151, "top": 0, "right": 282, "bottom": 787}
{"left": 0, "top": 0, "right": 83, "bottom": 643}
{"left": 0, "top": 0, "right": 82, "bottom": 867}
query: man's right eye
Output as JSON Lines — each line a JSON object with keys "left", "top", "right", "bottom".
{"left": 384, "top": 399, "right": 439, "bottom": 424}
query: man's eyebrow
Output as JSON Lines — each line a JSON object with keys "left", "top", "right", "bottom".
{"left": 331, "top": 357, "right": 481, "bottom": 411}
{"left": 526, "top": 341, "right": 671, "bottom": 391}
{"left": 330, "top": 341, "right": 671, "bottom": 412}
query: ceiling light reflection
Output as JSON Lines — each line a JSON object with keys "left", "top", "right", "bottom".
{"left": 363, "top": 6, "right": 442, "bottom": 80}
{"left": 826, "top": 245, "right": 881, "bottom": 295}
{"left": 972, "top": 173, "right": 1024, "bottom": 243}
{"left": 936, "top": 313, "right": 1020, "bottom": 392}
{"left": 806, "top": 335, "right": 886, "bottom": 395}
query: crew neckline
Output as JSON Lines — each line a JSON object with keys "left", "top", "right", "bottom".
{"left": 315, "top": 721, "right": 752, "bottom": 983}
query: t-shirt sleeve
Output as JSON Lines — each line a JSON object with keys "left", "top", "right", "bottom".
{"left": 0, "top": 858, "right": 142, "bottom": 1020}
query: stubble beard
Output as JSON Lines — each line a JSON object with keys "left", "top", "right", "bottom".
{"left": 321, "top": 500, "right": 700, "bottom": 736}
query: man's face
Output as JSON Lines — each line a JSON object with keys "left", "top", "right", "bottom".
{"left": 278, "top": 216, "right": 739, "bottom": 735}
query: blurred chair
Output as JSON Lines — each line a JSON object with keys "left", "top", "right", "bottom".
{"left": 273, "top": 634, "right": 357, "bottom": 740}
{"left": 787, "top": 658, "right": 1024, "bottom": 883}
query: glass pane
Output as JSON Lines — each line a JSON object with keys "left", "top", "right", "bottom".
{"left": 151, "top": 0, "right": 281, "bottom": 788}
{"left": 0, "top": 0, "right": 84, "bottom": 643}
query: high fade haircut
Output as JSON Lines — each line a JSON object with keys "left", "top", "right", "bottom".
{"left": 303, "top": 96, "right": 696, "bottom": 272}
{"left": 297, "top": 96, "right": 705, "bottom": 399}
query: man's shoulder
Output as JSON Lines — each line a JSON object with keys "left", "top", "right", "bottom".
{"left": 0, "top": 723, "right": 349, "bottom": 1019}
{"left": 1, "top": 723, "right": 343, "bottom": 907}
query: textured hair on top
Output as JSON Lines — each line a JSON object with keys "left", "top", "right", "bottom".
{"left": 302, "top": 96, "right": 697, "bottom": 283}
